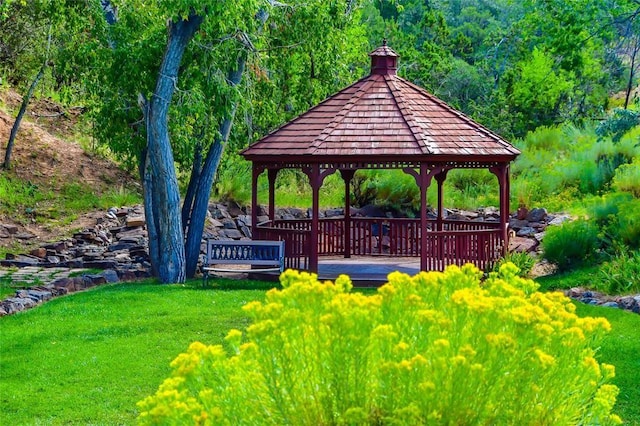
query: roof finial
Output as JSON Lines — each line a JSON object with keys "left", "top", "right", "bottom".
{"left": 369, "top": 40, "right": 398, "bottom": 75}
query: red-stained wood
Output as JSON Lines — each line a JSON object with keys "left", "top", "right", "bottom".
{"left": 243, "top": 42, "right": 518, "bottom": 273}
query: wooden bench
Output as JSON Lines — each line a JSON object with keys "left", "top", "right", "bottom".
{"left": 202, "top": 240, "right": 285, "bottom": 284}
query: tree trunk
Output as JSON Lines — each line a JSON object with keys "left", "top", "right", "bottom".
{"left": 3, "top": 64, "right": 45, "bottom": 170}
{"left": 624, "top": 33, "right": 638, "bottom": 110}
{"left": 183, "top": 54, "right": 246, "bottom": 278}
{"left": 182, "top": 139, "right": 203, "bottom": 235}
{"left": 144, "top": 14, "right": 203, "bottom": 283}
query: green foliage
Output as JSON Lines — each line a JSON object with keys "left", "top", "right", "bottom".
{"left": 596, "top": 108, "right": 640, "bottom": 143}
{"left": 591, "top": 193, "right": 640, "bottom": 251}
{"left": 612, "top": 153, "right": 640, "bottom": 197}
{"left": 542, "top": 219, "right": 601, "bottom": 271}
{"left": 511, "top": 123, "right": 640, "bottom": 210}
{"left": 352, "top": 169, "right": 420, "bottom": 214}
{"left": 598, "top": 249, "right": 640, "bottom": 295}
{"left": 492, "top": 251, "right": 536, "bottom": 277}
{"left": 139, "top": 265, "right": 621, "bottom": 425}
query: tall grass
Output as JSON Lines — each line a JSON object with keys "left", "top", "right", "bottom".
{"left": 511, "top": 123, "right": 640, "bottom": 211}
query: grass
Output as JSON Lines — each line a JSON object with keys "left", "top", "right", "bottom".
{"left": 535, "top": 265, "right": 602, "bottom": 292}
{"left": 0, "top": 278, "right": 277, "bottom": 425}
{"left": 536, "top": 265, "right": 640, "bottom": 424}
{"left": 1, "top": 273, "right": 639, "bottom": 425}
{"left": 0, "top": 172, "right": 141, "bottom": 227}
{"left": 573, "top": 303, "right": 640, "bottom": 425}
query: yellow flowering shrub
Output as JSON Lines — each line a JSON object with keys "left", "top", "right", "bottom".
{"left": 137, "top": 263, "right": 621, "bottom": 425}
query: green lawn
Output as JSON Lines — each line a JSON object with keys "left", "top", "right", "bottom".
{"left": 0, "top": 276, "right": 638, "bottom": 425}
{"left": 0, "top": 279, "right": 275, "bottom": 425}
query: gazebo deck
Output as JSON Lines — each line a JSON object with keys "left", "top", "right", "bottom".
{"left": 210, "top": 256, "right": 420, "bottom": 287}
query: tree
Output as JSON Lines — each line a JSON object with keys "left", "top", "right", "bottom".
{"left": 2, "top": 0, "right": 107, "bottom": 169}
{"left": 92, "top": 0, "right": 368, "bottom": 283}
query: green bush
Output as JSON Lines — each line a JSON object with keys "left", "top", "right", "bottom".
{"left": 492, "top": 251, "right": 537, "bottom": 277}
{"left": 542, "top": 219, "right": 601, "bottom": 271}
{"left": 598, "top": 249, "right": 640, "bottom": 295}
{"left": 590, "top": 194, "right": 640, "bottom": 251}
{"left": 138, "top": 265, "right": 620, "bottom": 425}
{"left": 612, "top": 156, "right": 640, "bottom": 197}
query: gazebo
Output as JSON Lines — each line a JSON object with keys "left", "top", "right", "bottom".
{"left": 241, "top": 42, "right": 520, "bottom": 274}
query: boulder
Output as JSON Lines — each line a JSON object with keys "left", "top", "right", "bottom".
{"left": 526, "top": 208, "right": 547, "bottom": 222}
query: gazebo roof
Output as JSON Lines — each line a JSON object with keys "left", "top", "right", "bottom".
{"left": 242, "top": 42, "right": 520, "bottom": 163}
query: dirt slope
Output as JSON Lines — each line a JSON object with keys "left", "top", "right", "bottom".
{"left": 0, "top": 89, "right": 139, "bottom": 251}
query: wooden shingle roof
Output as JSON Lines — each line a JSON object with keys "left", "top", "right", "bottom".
{"left": 242, "top": 42, "right": 519, "bottom": 163}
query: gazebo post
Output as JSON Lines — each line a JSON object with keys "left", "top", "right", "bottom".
{"left": 490, "top": 164, "right": 510, "bottom": 256}
{"left": 340, "top": 169, "right": 355, "bottom": 258}
{"left": 435, "top": 170, "right": 448, "bottom": 232}
{"left": 251, "top": 164, "right": 261, "bottom": 239}
{"left": 307, "top": 165, "right": 321, "bottom": 273}
{"left": 419, "top": 164, "right": 429, "bottom": 271}
{"left": 267, "top": 169, "right": 278, "bottom": 221}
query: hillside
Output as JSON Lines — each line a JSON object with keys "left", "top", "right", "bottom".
{"left": 0, "top": 90, "right": 140, "bottom": 253}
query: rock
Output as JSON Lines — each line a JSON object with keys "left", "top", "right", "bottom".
{"left": 516, "top": 206, "right": 528, "bottom": 220}
{"left": 324, "top": 208, "right": 343, "bottom": 217}
{"left": 221, "top": 218, "right": 237, "bottom": 229}
{"left": 27, "top": 290, "right": 53, "bottom": 302}
{"left": 240, "top": 226, "right": 252, "bottom": 238}
{"left": 601, "top": 301, "right": 619, "bottom": 308}
{"left": 46, "top": 256, "right": 61, "bottom": 264}
{"left": 67, "top": 259, "right": 84, "bottom": 268}
{"left": 15, "top": 232, "right": 36, "bottom": 240}
{"left": 85, "top": 274, "right": 107, "bottom": 286}
{"left": 84, "top": 260, "right": 119, "bottom": 269}
{"left": 516, "top": 227, "right": 536, "bottom": 237}
{"left": 126, "top": 216, "right": 145, "bottom": 227}
{"left": 107, "top": 242, "right": 137, "bottom": 252}
{"left": 226, "top": 201, "right": 244, "bottom": 217}
{"left": 548, "top": 215, "right": 571, "bottom": 226}
{"left": 509, "top": 218, "right": 529, "bottom": 230}
{"left": 2, "top": 224, "right": 19, "bottom": 234}
{"left": 0, "top": 227, "right": 9, "bottom": 238}
{"left": 526, "top": 208, "right": 547, "bottom": 222}
{"left": 237, "top": 215, "right": 252, "bottom": 227}
{"left": 29, "top": 247, "right": 47, "bottom": 258}
{"left": 508, "top": 236, "right": 538, "bottom": 253}
{"left": 208, "top": 218, "right": 224, "bottom": 228}
{"left": 220, "top": 229, "right": 243, "bottom": 239}
{"left": 102, "top": 270, "right": 119, "bottom": 283}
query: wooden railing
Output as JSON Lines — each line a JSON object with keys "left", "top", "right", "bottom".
{"left": 254, "top": 218, "right": 503, "bottom": 271}
{"left": 254, "top": 222, "right": 309, "bottom": 270}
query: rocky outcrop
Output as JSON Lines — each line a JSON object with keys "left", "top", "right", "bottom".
{"left": 1, "top": 206, "right": 151, "bottom": 274}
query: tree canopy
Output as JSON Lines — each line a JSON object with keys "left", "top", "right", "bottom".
{"left": 1, "top": 0, "right": 637, "bottom": 282}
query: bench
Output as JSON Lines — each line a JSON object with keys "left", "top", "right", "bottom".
{"left": 202, "top": 240, "right": 285, "bottom": 284}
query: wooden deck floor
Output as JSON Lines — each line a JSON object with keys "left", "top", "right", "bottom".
{"left": 211, "top": 256, "right": 422, "bottom": 287}
{"left": 316, "top": 256, "right": 420, "bottom": 286}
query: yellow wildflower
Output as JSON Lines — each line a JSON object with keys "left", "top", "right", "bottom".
{"left": 534, "top": 349, "right": 556, "bottom": 369}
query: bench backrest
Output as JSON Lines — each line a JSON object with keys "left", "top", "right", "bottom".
{"left": 206, "top": 240, "right": 285, "bottom": 268}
